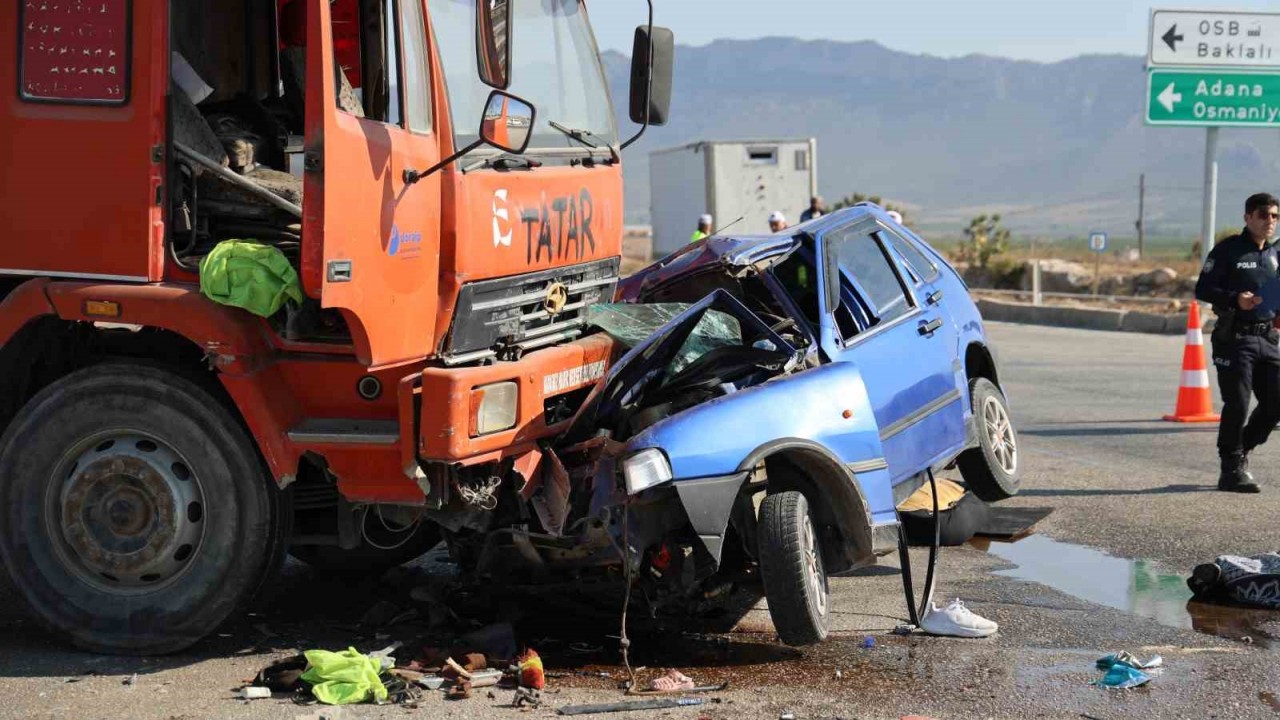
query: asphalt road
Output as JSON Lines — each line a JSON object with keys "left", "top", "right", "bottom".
{"left": 1, "top": 322, "right": 1279, "bottom": 719}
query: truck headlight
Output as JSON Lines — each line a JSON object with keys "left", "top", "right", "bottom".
{"left": 470, "top": 381, "right": 518, "bottom": 436}
{"left": 621, "top": 449, "right": 673, "bottom": 495}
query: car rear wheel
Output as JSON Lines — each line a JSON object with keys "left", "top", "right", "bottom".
{"left": 0, "top": 364, "right": 283, "bottom": 654}
{"left": 958, "top": 377, "right": 1020, "bottom": 501}
{"left": 758, "top": 490, "right": 829, "bottom": 646}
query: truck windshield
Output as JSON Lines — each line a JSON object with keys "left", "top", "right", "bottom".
{"left": 431, "top": 0, "right": 617, "bottom": 153}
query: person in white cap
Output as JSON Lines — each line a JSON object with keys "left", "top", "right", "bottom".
{"left": 887, "top": 210, "right": 904, "bottom": 225}
{"left": 768, "top": 211, "right": 788, "bottom": 233}
{"left": 690, "top": 214, "right": 713, "bottom": 244}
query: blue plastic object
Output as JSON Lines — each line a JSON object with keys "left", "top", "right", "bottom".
{"left": 1096, "top": 664, "right": 1151, "bottom": 689}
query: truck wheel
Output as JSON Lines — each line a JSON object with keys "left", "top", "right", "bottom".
{"left": 289, "top": 518, "right": 441, "bottom": 575}
{"left": 758, "top": 490, "right": 829, "bottom": 646}
{"left": 958, "top": 378, "right": 1020, "bottom": 501}
{"left": 0, "top": 364, "right": 280, "bottom": 654}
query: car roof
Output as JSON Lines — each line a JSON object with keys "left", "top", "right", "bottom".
{"left": 622, "top": 206, "right": 887, "bottom": 295}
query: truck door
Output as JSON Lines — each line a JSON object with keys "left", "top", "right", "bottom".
{"left": 302, "top": 0, "right": 443, "bottom": 367}
{"left": 2, "top": 0, "right": 163, "bottom": 281}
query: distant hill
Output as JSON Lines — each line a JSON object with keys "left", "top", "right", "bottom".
{"left": 603, "top": 38, "right": 1280, "bottom": 240}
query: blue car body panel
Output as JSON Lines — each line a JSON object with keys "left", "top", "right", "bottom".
{"left": 625, "top": 361, "right": 897, "bottom": 525}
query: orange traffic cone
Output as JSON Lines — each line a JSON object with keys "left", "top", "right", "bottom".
{"left": 1163, "top": 302, "right": 1220, "bottom": 423}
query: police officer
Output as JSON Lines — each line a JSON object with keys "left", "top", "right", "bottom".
{"left": 1195, "top": 192, "right": 1280, "bottom": 493}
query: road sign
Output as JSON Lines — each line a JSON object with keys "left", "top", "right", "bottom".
{"left": 1088, "top": 232, "right": 1107, "bottom": 253}
{"left": 1146, "top": 69, "right": 1280, "bottom": 127}
{"left": 1149, "top": 10, "right": 1280, "bottom": 68}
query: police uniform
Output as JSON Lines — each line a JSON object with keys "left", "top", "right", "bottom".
{"left": 1194, "top": 229, "right": 1280, "bottom": 492}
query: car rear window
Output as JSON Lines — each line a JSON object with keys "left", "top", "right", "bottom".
{"left": 879, "top": 228, "right": 938, "bottom": 284}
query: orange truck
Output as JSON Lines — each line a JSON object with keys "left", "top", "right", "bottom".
{"left": 0, "top": 0, "right": 672, "bottom": 653}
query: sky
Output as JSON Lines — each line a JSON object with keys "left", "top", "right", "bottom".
{"left": 587, "top": 1, "right": 1277, "bottom": 62}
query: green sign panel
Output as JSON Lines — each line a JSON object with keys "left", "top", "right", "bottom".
{"left": 1146, "top": 69, "right": 1280, "bottom": 126}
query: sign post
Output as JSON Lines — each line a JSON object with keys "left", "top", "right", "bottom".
{"left": 1089, "top": 232, "right": 1107, "bottom": 296}
{"left": 1147, "top": 10, "right": 1280, "bottom": 263}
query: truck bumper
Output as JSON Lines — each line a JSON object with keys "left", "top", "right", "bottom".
{"left": 413, "top": 332, "right": 617, "bottom": 466}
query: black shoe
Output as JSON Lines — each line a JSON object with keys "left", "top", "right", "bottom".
{"left": 1187, "top": 562, "right": 1223, "bottom": 597}
{"left": 1219, "top": 455, "right": 1261, "bottom": 493}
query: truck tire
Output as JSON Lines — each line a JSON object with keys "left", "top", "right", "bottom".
{"left": 0, "top": 363, "right": 281, "bottom": 654}
{"left": 758, "top": 490, "right": 829, "bottom": 646}
{"left": 289, "top": 518, "right": 441, "bottom": 576}
{"left": 957, "top": 377, "right": 1020, "bottom": 501}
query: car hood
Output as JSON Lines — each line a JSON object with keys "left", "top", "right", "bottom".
{"left": 562, "top": 289, "right": 798, "bottom": 443}
{"left": 616, "top": 234, "right": 800, "bottom": 302}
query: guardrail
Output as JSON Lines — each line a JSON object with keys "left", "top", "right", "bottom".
{"left": 969, "top": 288, "right": 1185, "bottom": 306}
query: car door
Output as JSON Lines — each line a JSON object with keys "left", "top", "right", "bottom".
{"left": 875, "top": 222, "right": 968, "bottom": 458}
{"left": 302, "top": 0, "right": 444, "bottom": 368}
{"left": 817, "top": 218, "right": 964, "bottom": 483}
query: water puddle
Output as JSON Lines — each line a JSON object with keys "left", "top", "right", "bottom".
{"left": 971, "top": 534, "right": 1279, "bottom": 647}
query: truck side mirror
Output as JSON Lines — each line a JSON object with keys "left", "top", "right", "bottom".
{"left": 628, "top": 25, "right": 673, "bottom": 126}
{"left": 478, "top": 90, "right": 535, "bottom": 154}
{"left": 404, "top": 90, "right": 536, "bottom": 185}
{"left": 476, "top": 0, "right": 512, "bottom": 89}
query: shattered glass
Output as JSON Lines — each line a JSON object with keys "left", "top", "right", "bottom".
{"left": 585, "top": 303, "right": 743, "bottom": 374}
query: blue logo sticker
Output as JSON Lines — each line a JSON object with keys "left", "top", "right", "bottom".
{"left": 387, "top": 225, "right": 423, "bottom": 258}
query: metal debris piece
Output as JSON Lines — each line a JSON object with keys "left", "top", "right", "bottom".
{"left": 558, "top": 698, "right": 706, "bottom": 715}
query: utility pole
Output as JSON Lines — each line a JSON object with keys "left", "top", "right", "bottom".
{"left": 1202, "top": 128, "right": 1219, "bottom": 264}
{"left": 1137, "top": 173, "right": 1145, "bottom": 260}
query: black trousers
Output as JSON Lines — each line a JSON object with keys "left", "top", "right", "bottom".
{"left": 1212, "top": 331, "right": 1280, "bottom": 458}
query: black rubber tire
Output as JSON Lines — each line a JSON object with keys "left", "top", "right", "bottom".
{"left": 289, "top": 517, "right": 442, "bottom": 576}
{"left": 0, "top": 364, "right": 280, "bottom": 654}
{"left": 758, "top": 490, "right": 829, "bottom": 646}
{"left": 958, "top": 377, "right": 1021, "bottom": 501}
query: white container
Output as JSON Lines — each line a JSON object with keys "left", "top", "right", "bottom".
{"left": 240, "top": 686, "right": 271, "bottom": 699}
{"left": 649, "top": 138, "right": 818, "bottom": 255}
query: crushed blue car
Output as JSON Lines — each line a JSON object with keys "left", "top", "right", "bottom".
{"left": 434, "top": 204, "right": 1019, "bottom": 648}
{"left": 575, "top": 204, "right": 1020, "bottom": 645}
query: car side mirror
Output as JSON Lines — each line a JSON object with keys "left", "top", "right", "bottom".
{"left": 476, "top": 0, "right": 512, "bottom": 89}
{"left": 478, "top": 90, "right": 535, "bottom": 154}
{"left": 628, "top": 25, "right": 673, "bottom": 126}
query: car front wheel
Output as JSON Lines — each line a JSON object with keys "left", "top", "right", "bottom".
{"left": 958, "top": 377, "right": 1020, "bottom": 501}
{"left": 758, "top": 490, "right": 829, "bottom": 646}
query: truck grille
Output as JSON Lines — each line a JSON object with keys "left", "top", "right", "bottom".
{"left": 442, "top": 258, "right": 619, "bottom": 365}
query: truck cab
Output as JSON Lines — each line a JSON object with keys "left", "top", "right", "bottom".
{"left": 0, "top": 0, "right": 672, "bottom": 653}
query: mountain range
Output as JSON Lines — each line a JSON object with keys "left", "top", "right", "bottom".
{"left": 602, "top": 38, "right": 1280, "bottom": 240}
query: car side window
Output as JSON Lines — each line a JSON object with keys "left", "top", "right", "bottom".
{"left": 829, "top": 226, "right": 914, "bottom": 329}
{"left": 878, "top": 227, "right": 939, "bottom": 284}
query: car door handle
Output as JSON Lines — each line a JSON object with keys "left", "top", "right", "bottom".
{"left": 926, "top": 289, "right": 944, "bottom": 305}
{"left": 918, "top": 318, "right": 943, "bottom": 336}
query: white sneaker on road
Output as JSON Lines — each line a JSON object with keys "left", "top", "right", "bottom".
{"left": 920, "top": 598, "right": 998, "bottom": 638}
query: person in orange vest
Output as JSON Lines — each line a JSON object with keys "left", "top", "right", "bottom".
{"left": 1194, "top": 192, "right": 1280, "bottom": 493}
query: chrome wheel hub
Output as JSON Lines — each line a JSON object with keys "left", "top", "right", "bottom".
{"left": 802, "top": 513, "right": 827, "bottom": 616}
{"left": 982, "top": 395, "right": 1018, "bottom": 475}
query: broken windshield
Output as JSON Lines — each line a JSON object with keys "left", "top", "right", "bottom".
{"left": 586, "top": 303, "right": 743, "bottom": 376}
